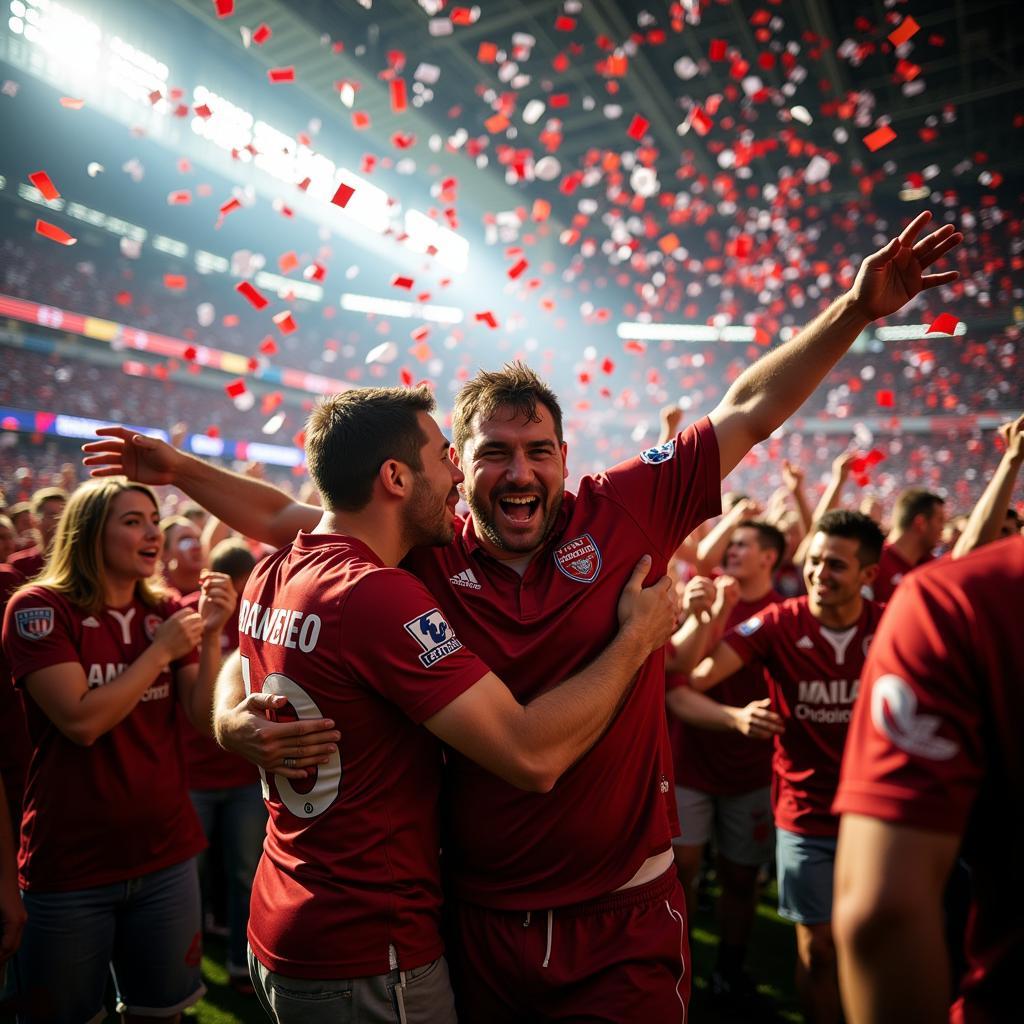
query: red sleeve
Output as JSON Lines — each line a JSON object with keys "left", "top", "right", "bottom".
{"left": 2, "top": 587, "right": 80, "bottom": 684}
{"left": 599, "top": 417, "right": 722, "bottom": 559}
{"left": 833, "top": 573, "right": 981, "bottom": 834}
{"left": 720, "top": 602, "right": 778, "bottom": 666}
{"left": 341, "top": 569, "right": 489, "bottom": 724}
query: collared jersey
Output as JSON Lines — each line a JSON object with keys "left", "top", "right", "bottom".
{"left": 835, "top": 536, "right": 1024, "bottom": 1024}
{"left": 405, "top": 418, "right": 721, "bottom": 909}
{"left": 724, "top": 595, "right": 885, "bottom": 837}
{"left": 667, "top": 589, "right": 781, "bottom": 796}
{"left": 1, "top": 586, "right": 204, "bottom": 891}
{"left": 241, "top": 532, "right": 487, "bottom": 979}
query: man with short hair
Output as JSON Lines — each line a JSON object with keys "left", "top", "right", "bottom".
{"left": 84, "top": 211, "right": 962, "bottom": 1020}
{"left": 833, "top": 533, "right": 1024, "bottom": 1023}
{"left": 7, "top": 488, "right": 67, "bottom": 579}
{"left": 665, "top": 519, "right": 786, "bottom": 1005}
{"left": 871, "top": 488, "right": 945, "bottom": 602}
{"left": 161, "top": 515, "right": 205, "bottom": 597}
{"left": 214, "top": 385, "right": 676, "bottom": 1022}
{"left": 684, "top": 511, "right": 886, "bottom": 1024}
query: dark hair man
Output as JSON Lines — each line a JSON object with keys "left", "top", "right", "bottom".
{"left": 84, "top": 211, "right": 961, "bottom": 1021}
{"left": 7, "top": 488, "right": 68, "bottom": 579}
{"left": 871, "top": 488, "right": 945, "bottom": 602}
{"left": 681, "top": 510, "right": 885, "bottom": 1024}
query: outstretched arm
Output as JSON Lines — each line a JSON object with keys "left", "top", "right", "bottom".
{"left": 952, "top": 413, "right": 1024, "bottom": 557}
{"left": 709, "top": 212, "right": 962, "bottom": 477}
{"left": 83, "top": 428, "right": 318, "bottom": 548}
{"left": 666, "top": 689, "right": 783, "bottom": 741}
{"left": 794, "top": 450, "right": 856, "bottom": 566}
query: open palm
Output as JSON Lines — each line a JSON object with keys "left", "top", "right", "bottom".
{"left": 850, "top": 211, "right": 962, "bottom": 321}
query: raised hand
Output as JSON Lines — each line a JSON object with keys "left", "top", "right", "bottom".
{"left": 850, "top": 211, "right": 962, "bottom": 321}
{"left": 152, "top": 608, "right": 203, "bottom": 662}
{"left": 782, "top": 460, "right": 805, "bottom": 493}
{"left": 617, "top": 555, "right": 679, "bottom": 652}
{"left": 731, "top": 697, "right": 785, "bottom": 740}
{"left": 198, "top": 570, "right": 237, "bottom": 635}
{"left": 82, "top": 427, "right": 184, "bottom": 485}
{"left": 998, "top": 413, "right": 1024, "bottom": 461}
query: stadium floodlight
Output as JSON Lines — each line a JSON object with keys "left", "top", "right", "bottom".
{"left": 255, "top": 271, "right": 323, "bottom": 304}
{"left": 875, "top": 322, "right": 967, "bottom": 341}
{"left": 404, "top": 210, "right": 470, "bottom": 273}
{"left": 17, "top": 0, "right": 101, "bottom": 72}
{"left": 341, "top": 293, "right": 463, "bottom": 324}
{"left": 152, "top": 235, "right": 189, "bottom": 258}
{"left": 616, "top": 322, "right": 756, "bottom": 342}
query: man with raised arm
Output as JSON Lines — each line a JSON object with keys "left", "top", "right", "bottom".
{"left": 217, "top": 386, "right": 676, "bottom": 1022}
{"left": 85, "top": 212, "right": 961, "bottom": 1021}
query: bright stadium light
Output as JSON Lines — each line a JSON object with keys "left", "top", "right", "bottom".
{"left": 341, "top": 293, "right": 463, "bottom": 324}
{"left": 616, "top": 322, "right": 756, "bottom": 342}
{"left": 404, "top": 210, "right": 470, "bottom": 273}
{"left": 18, "top": 0, "right": 101, "bottom": 71}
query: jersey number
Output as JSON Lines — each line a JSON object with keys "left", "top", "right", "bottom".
{"left": 240, "top": 655, "right": 342, "bottom": 819}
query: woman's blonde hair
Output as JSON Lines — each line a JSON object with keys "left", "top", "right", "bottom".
{"left": 25, "top": 479, "right": 166, "bottom": 613}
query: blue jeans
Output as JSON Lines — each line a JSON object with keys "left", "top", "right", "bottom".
{"left": 775, "top": 827, "right": 838, "bottom": 925}
{"left": 190, "top": 783, "right": 267, "bottom": 977}
{"left": 14, "top": 858, "right": 203, "bottom": 1023}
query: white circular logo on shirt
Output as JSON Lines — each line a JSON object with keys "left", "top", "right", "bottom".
{"left": 869, "top": 674, "right": 958, "bottom": 761}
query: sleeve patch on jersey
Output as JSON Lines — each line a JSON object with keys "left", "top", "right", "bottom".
{"left": 14, "top": 606, "right": 54, "bottom": 641}
{"left": 869, "top": 674, "right": 958, "bottom": 761}
{"left": 403, "top": 608, "right": 464, "bottom": 668}
{"left": 737, "top": 615, "right": 763, "bottom": 637}
{"left": 639, "top": 439, "right": 676, "bottom": 465}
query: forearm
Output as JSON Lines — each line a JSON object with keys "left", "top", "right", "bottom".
{"left": 173, "top": 453, "right": 317, "bottom": 547}
{"left": 519, "top": 625, "right": 651, "bottom": 783}
{"left": 725, "top": 294, "right": 870, "bottom": 442}
{"left": 667, "top": 615, "right": 714, "bottom": 675}
{"left": 791, "top": 484, "right": 813, "bottom": 533}
{"left": 183, "top": 632, "right": 223, "bottom": 736}
{"left": 836, "top": 902, "right": 949, "bottom": 1023}
{"left": 695, "top": 505, "right": 744, "bottom": 572}
{"left": 212, "top": 650, "right": 247, "bottom": 750}
{"left": 953, "top": 453, "right": 1023, "bottom": 557}
{"left": 666, "top": 686, "right": 737, "bottom": 732}
{"left": 60, "top": 646, "right": 171, "bottom": 745}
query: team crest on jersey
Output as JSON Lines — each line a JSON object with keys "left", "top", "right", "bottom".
{"left": 144, "top": 614, "right": 163, "bottom": 641}
{"left": 553, "top": 533, "right": 602, "bottom": 583}
{"left": 639, "top": 439, "right": 676, "bottom": 465}
{"left": 403, "top": 608, "right": 464, "bottom": 668}
{"left": 15, "top": 607, "right": 53, "bottom": 641}
{"left": 737, "top": 615, "right": 763, "bottom": 637}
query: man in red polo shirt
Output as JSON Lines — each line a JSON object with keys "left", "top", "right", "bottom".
{"left": 870, "top": 487, "right": 945, "bottom": 603}
{"left": 84, "top": 211, "right": 962, "bottom": 1020}
{"left": 686, "top": 511, "right": 885, "bottom": 1024}
{"left": 665, "top": 520, "right": 785, "bottom": 1005}
{"left": 833, "top": 535, "right": 1024, "bottom": 1023}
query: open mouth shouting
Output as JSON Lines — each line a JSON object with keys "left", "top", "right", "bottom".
{"left": 496, "top": 492, "right": 542, "bottom": 529}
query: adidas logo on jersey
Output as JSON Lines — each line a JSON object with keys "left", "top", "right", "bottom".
{"left": 796, "top": 635, "right": 814, "bottom": 649}
{"left": 82, "top": 616, "right": 100, "bottom": 628}
{"left": 450, "top": 568, "right": 482, "bottom": 590}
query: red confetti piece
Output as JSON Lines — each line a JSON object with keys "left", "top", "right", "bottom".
{"left": 236, "top": 281, "right": 269, "bottom": 310}
{"left": 549, "top": 93, "right": 570, "bottom": 108}
{"left": 484, "top": 113, "right": 510, "bottom": 133}
{"left": 225, "top": 379, "right": 247, "bottom": 399}
{"left": 690, "top": 105, "right": 713, "bottom": 136}
{"left": 475, "top": 311, "right": 498, "bottom": 328}
{"left": 450, "top": 7, "right": 476, "bottom": 26}
{"left": 554, "top": 15, "right": 576, "bottom": 31}
{"left": 507, "top": 258, "right": 529, "bottom": 279}
{"left": 304, "top": 262, "right": 326, "bottom": 282}
{"left": 206, "top": 426, "right": 221, "bottom": 439}
{"left": 259, "top": 336, "right": 278, "bottom": 356}
{"left": 272, "top": 311, "right": 297, "bottom": 335}
{"left": 477, "top": 42, "right": 498, "bottom": 63}
{"left": 148, "top": 89, "right": 162, "bottom": 105}
{"left": 391, "top": 275, "right": 414, "bottom": 290}
{"left": 183, "top": 346, "right": 198, "bottom": 361}
{"left": 28, "top": 171, "right": 60, "bottom": 201}
{"left": 193, "top": 103, "right": 213, "bottom": 119}
{"left": 875, "top": 389, "right": 895, "bottom": 408}
{"left": 411, "top": 326, "right": 430, "bottom": 342}
{"left": 627, "top": 115, "right": 649, "bottom": 141}
{"left": 278, "top": 251, "right": 299, "bottom": 274}
{"left": 252, "top": 23, "right": 272, "bottom": 45}
{"left": 214, "top": 0, "right": 234, "bottom": 16}
{"left": 331, "top": 182, "right": 355, "bottom": 208}
{"left": 268, "top": 66, "right": 295, "bottom": 83}
{"left": 292, "top": 430, "right": 305, "bottom": 449}
{"left": 888, "top": 16, "right": 920, "bottom": 47}
{"left": 391, "top": 132, "right": 416, "bottom": 149}
{"left": 709, "top": 39, "right": 727, "bottom": 61}
{"left": 352, "top": 111, "right": 371, "bottom": 130}
{"left": 163, "top": 274, "right": 187, "bottom": 290}
{"left": 59, "top": 97, "right": 84, "bottom": 109}
{"left": 390, "top": 78, "right": 407, "bottom": 113}
{"left": 167, "top": 190, "right": 192, "bottom": 205}
{"left": 34, "top": 219, "right": 75, "bottom": 246}
{"left": 601, "top": 358, "right": 615, "bottom": 375}
{"left": 927, "top": 313, "right": 959, "bottom": 335}
{"left": 115, "top": 291, "right": 132, "bottom": 306}
{"left": 863, "top": 124, "right": 897, "bottom": 152}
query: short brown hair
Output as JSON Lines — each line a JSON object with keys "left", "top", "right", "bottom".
{"left": 893, "top": 488, "right": 945, "bottom": 532}
{"left": 160, "top": 515, "right": 197, "bottom": 555}
{"left": 305, "top": 386, "right": 436, "bottom": 512}
{"left": 209, "top": 538, "right": 257, "bottom": 582}
{"left": 452, "top": 362, "right": 563, "bottom": 455}
{"left": 736, "top": 519, "right": 786, "bottom": 570}
{"left": 31, "top": 487, "right": 68, "bottom": 515}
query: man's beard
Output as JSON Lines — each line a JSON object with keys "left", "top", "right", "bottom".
{"left": 465, "top": 486, "right": 563, "bottom": 554}
{"left": 402, "top": 473, "right": 456, "bottom": 549}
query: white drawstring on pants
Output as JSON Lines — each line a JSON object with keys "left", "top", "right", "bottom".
{"left": 522, "top": 910, "right": 555, "bottom": 968}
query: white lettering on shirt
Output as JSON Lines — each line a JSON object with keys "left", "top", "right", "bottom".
{"left": 106, "top": 607, "right": 136, "bottom": 645}
{"left": 87, "top": 662, "right": 127, "bottom": 687}
{"left": 818, "top": 626, "right": 857, "bottom": 666}
{"left": 238, "top": 598, "right": 321, "bottom": 653}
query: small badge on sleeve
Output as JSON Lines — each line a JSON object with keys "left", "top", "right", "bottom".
{"left": 737, "top": 615, "right": 763, "bottom": 637}
{"left": 404, "top": 609, "right": 464, "bottom": 668}
{"left": 15, "top": 606, "right": 54, "bottom": 641}
{"left": 639, "top": 439, "right": 676, "bottom": 465}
